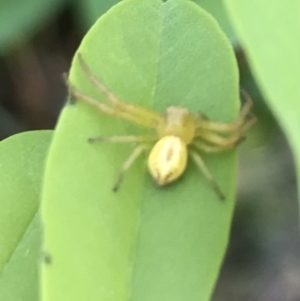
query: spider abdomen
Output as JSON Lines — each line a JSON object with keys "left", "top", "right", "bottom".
{"left": 148, "top": 135, "right": 187, "bottom": 186}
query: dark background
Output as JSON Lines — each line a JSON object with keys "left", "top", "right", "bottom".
{"left": 0, "top": 1, "right": 299, "bottom": 300}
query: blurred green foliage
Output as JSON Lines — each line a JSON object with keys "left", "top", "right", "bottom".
{"left": 0, "top": 131, "right": 52, "bottom": 301}
{"left": 225, "top": 0, "right": 300, "bottom": 198}
{"left": 0, "top": 0, "right": 66, "bottom": 54}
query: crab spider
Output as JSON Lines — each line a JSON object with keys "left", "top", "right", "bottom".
{"left": 65, "top": 53, "right": 256, "bottom": 200}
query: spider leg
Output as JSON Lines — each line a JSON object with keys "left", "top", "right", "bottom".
{"left": 88, "top": 135, "right": 155, "bottom": 143}
{"left": 77, "top": 53, "right": 161, "bottom": 125}
{"left": 65, "top": 75, "right": 156, "bottom": 128}
{"left": 195, "top": 95, "right": 254, "bottom": 133}
{"left": 196, "top": 131, "right": 245, "bottom": 147}
{"left": 239, "top": 112, "right": 257, "bottom": 133}
{"left": 189, "top": 150, "right": 225, "bottom": 200}
{"left": 192, "top": 140, "right": 242, "bottom": 153}
{"left": 113, "top": 145, "right": 147, "bottom": 192}
{"left": 196, "top": 113, "right": 257, "bottom": 147}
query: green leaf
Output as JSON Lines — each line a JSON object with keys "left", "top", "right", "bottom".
{"left": 78, "top": 0, "right": 237, "bottom": 45}
{"left": 0, "top": 131, "right": 52, "bottom": 301}
{"left": 42, "top": 0, "right": 239, "bottom": 300}
{"left": 224, "top": 0, "right": 300, "bottom": 198}
{"left": 193, "top": 0, "right": 237, "bottom": 44}
{"left": 0, "top": 215, "right": 41, "bottom": 301}
{"left": 0, "top": 0, "right": 65, "bottom": 54}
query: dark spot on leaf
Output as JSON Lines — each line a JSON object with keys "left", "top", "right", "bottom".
{"left": 42, "top": 251, "right": 53, "bottom": 265}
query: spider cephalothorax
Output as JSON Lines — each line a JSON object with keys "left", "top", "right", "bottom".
{"left": 65, "top": 53, "right": 256, "bottom": 200}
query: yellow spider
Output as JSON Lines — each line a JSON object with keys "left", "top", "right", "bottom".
{"left": 65, "top": 53, "right": 256, "bottom": 200}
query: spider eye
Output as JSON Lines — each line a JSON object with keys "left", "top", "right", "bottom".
{"left": 148, "top": 136, "right": 187, "bottom": 185}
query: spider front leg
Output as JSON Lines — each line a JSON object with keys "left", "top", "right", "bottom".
{"left": 195, "top": 92, "right": 256, "bottom": 133}
{"left": 192, "top": 140, "right": 242, "bottom": 154}
{"left": 88, "top": 135, "right": 156, "bottom": 143}
{"left": 196, "top": 130, "right": 246, "bottom": 148}
{"left": 64, "top": 75, "right": 159, "bottom": 128}
{"left": 195, "top": 106, "right": 256, "bottom": 148}
{"left": 76, "top": 53, "right": 161, "bottom": 126}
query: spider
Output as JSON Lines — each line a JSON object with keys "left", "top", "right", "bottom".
{"left": 65, "top": 53, "right": 256, "bottom": 200}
